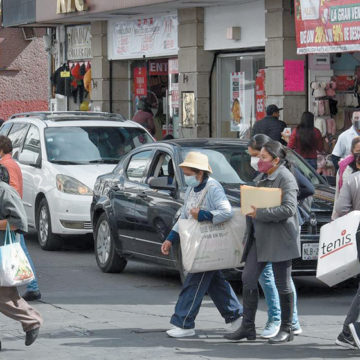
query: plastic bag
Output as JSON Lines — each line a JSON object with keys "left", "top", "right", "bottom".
{"left": 0, "top": 224, "right": 34, "bottom": 287}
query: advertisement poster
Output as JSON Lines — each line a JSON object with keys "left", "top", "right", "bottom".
{"left": 230, "top": 72, "right": 245, "bottom": 132}
{"left": 182, "top": 92, "right": 195, "bottom": 127}
{"left": 67, "top": 25, "right": 92, "bottom": 60}
{"left": 108, "top": 13, "right": 178, "bottom": 60}
{"left": 133, "top": 67, "right": 147, "bottom": 110}
{"left": 284, "top": 60, "right": 305, "bottom": 92}
{"left": 170, "top": 83, "right": 179, "bottom": 109}
{"left": 255, "top": 69, "right": 266, "bottom": 121}
{"left": 295, "top": 0, "right": 360, "bottom": 54}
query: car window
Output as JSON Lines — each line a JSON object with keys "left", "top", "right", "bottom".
{"left": 8, "top": 123, "right": 29, "bottom": 159}
{"left": 126, "top": 150, "right": 153, "bottom": 183}
{"left": 148, "top": 152, "right": 176, "bottom": 185}
{"left": 45, "top": 126, "right": 153, "bottom": 164}
{"left": 0, "top": 122, "right": 13, "bottom": 136}
{"left": 18, "top": 125, "right": 41, "bottom": 166}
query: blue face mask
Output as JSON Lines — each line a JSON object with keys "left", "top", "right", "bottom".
{"left": 184, "top": 175, "right": 200, "bottom": 188}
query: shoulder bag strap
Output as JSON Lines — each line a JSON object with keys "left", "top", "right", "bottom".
{"left": 197, "top": 183, "right": 211, "bottom": 208}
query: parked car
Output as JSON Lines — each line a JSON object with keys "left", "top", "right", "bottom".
{"left": 91, "top": 138, "right": 334, "bottom": 281}
{"left": 0, "top": 111, "right": 154, "bottom": 250}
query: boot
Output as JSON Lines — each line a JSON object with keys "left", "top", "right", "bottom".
{"left": 224, "top": 288, "right": 258, "bottom": 341}
{"left": 268, "top": 292, "right": 294, "bottom": 344}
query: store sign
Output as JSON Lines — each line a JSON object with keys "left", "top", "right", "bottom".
{"left": 255, "top": 69, "right": 266, "bottom": 121}
{"left": 149, "top": 60, "right": 168, "bottom": 76}
{"left": 108, "top": 13, "right": 178, "bottom": 60}
{"left": 67, "top": 25, "right": 92, "bottom": 60}
{"left": 168, "top": 58, "right": 178, "bottom": 74}
{"left": 230, "top": 72, "right": 245, "bottom": 132}
{"left": 57, "top": 0, "right": 87, "bottom": 14}
{"left": 134, "top": 67, "right": 147, "bottom": 98}
{"left": 295, "top": 0, "right": 360, "bottom": 54}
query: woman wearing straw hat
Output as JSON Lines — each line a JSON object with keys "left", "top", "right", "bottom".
{"left": 161, "top": 151, "right": 243, "bottom": 338}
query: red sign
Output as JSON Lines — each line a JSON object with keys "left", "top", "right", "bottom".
{"left": 284, "top": 60, "right": 305, "bottom": 92}
{"left": 335, "top": 75, "right": 355, "bottom": 91}
{"left": 295, "top": 0, "right": 360, "bottom": 54}
{"left": 149, "top": 60, "right": 168, "bottom": 76}
{"left": 255, "top": 69, "right": 266, "bottom": 121}
{"left": 134, "top": 67, "right": 147, "bottom": 97}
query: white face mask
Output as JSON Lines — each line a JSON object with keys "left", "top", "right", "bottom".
{"left": 250, "top": 157, "right": 260, "bottom": 171}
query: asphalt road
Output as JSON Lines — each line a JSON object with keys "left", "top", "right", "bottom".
{"left": 1, "top": 232, "right": 360, "bottom": 359}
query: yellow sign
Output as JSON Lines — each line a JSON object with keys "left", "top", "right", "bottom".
{"left": 57, "top": 0, "right": 88, "bottom": 14}
{"left": 60, "top": 71, "right": 71, "bottom": 78}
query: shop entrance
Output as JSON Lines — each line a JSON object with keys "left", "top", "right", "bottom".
{"left": 131, "top": 57, "right": 179, "bottom": 140}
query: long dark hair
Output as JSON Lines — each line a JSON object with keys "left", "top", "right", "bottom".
{"left": 350, "top": 137, "right": 360, "bottom": 171}
{"left": 296, "top": 112, "right": 315, "bottom": 152}
{"left": 248, "top": 134, "right": 270, "bottom": 151}
{"left": 262, "top": 140, "right": 293, "bottom": 171}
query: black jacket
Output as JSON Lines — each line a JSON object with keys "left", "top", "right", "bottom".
{"left": 252, "top": 116, "right": 287, "bottom": 145}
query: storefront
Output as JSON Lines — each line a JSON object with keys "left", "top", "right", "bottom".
{"left": 204, "top": 1, "right": 266, "bottom": 138}
{"left": 295, "top": 0, "right": 360, "bottom": 175}
{"left": 107, "top": 12, "right": 179, "bottom": 139}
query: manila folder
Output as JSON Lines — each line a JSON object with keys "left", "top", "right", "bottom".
{"left": 240, "top": 185, "right": 282, "bottom": 215}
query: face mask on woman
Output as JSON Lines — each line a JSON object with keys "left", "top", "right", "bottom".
{"left": 184, "top": 175, "right": 200, "bottom": 187}
{"left": 258, "top": 159, "right": 275, "bottom": 173}
{"left": 250, "top": 157, "right": 260, "bottom": 171}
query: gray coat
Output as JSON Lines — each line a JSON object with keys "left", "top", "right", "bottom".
{"left": 242, "top": 165, "right": 300, "bottom": 263}
{"left": 335, "top": 171, "right": 360, "bottom": 216}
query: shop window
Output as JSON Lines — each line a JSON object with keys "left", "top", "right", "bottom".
{"left": 216, "top": 53, "right": 265, "bottom": 138}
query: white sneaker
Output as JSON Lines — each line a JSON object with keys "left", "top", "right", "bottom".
{"left": 228, "top": 316, "right": 243, "bottom": 332}
{"left": 166, "top": 326, "right": 195, "bottom": 338}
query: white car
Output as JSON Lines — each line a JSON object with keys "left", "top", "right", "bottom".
{"left": 0, "top": 112, "right": 154, "bottom": 250}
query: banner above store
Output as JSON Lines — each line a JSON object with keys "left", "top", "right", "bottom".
{"left": 108, "top": 13, "right": 178, "bottom": 60}
{"left": 295, "top": 0, "right": 360, "bottom": 54}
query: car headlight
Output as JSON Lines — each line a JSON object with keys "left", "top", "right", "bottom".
{"left": 56, "top": 175, "right": 93, "bottom": 196}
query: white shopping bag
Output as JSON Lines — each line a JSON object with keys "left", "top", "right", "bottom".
{"left": 179, "top": 208, "right": 246, "bottom": 273}
{"left": 0, "top": 226, "right": 34, "bottom": 287}
{"left": 316, "top": 211, "right": 360, "bottom": 287}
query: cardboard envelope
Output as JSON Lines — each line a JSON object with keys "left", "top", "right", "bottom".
{"left": 240, "top": 185, "right": 282, "bottom": 215}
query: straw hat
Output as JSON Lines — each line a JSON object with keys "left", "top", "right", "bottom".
{"left": 179, "top": 151, "right": 212, "bottom": 173}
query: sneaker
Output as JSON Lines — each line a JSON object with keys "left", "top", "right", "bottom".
{"left": 227, "top": 316, "right": 243, "bottom": 332}
{"left": 22, "top": 291, "right": 41, "bottom": 302}
{"left": 349, "top": 323, "right": 360, "bottom": 349}
{"left": 166, "top": 326, "right": 195, "bottom": 338}
{"left": 336, "top": 331, "right": 358, "bottom": 350}
{"left": 260, "top": 320, "right": 281, "bottom": 339}
{"left": 292, "top": 322, "right": 303, "bottom": 335}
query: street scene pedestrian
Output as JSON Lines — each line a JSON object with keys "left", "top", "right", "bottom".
{"left": 161, "top": 152, "right": 243, "bottom": 338}
{"left": 3, "top": 0, "right": 360, "bottom": 359}
{"left": 0, "top": 165, "right": 43, "bottom": 349}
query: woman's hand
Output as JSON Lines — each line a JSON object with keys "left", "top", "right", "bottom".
{"left": 246, "top": 206, "right": 257, "bottom": 218}
{"left": 190, "top": 207, "right": 200, "bottom": 220}
{"left": 161, "top": 240, "right": 172, "bottom": 255}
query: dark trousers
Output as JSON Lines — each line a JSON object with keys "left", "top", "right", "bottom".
{"left": 344, "top": 281, "right": 360, "bottom": 331}
{"left": 170, "top": 270, "right": 243, "bottom": 329}
{"left": 242, "top": 242, "right": 292, "bottom": 294}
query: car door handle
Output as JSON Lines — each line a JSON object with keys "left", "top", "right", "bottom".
{"left": 138, "top": 191, "right": 147, "bottom": 198}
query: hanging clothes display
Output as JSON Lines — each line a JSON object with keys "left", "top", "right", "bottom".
{"left": 51, "top": 64, "right": 71, "bottom": 96}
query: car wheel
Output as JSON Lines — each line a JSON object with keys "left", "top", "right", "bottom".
{"left": 95, "top": 213, "right": 127, "bottom": 273}
{"left": 36, "top": 198, "right": 62, "bottom": 251}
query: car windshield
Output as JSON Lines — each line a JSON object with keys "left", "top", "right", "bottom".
{"left": 181, "top": 145, "right": 324, "bottom": 187}
{"left": 45, "top": 126, "right": 153, "bottom": 164}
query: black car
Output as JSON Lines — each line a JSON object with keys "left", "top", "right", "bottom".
{"left": 91, "top": 138, "right": 334, "bottom": 281}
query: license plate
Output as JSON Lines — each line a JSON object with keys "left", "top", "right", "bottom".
{"left": 302, "top": 243, "right": 319, "bottom": 260}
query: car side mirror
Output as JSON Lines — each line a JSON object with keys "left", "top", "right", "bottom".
{"left": 148, "top": 176, "right": 176, "bottom": 192}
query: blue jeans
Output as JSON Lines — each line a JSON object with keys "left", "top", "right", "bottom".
{"left": 20, "top": 234, "right": 39, "bottom": 292}
{"left": 305, "top": 158, "right": 317, "bottom": 170}
{"left": 170, "top": 270, "right": 243, "bottom": 329}
{"left": 259, "top": 263, "right": 298, "bottom": 325}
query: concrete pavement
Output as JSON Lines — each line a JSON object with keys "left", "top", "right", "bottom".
{"left": 0, "top": 234, "right": 359, "bottom": 359}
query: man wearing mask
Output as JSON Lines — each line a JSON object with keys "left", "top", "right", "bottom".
{"left": 332, "top": 112, "right": 360, "bottom": 171}
{"left": 252, "top": 105, "right": 287, "bottom": 145}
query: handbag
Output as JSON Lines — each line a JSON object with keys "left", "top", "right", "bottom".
{"left": 179, "top": 184, "right": 246, "bottom": 273}
{"left": 316, "top": 211, "right": 360, "bottom": 287}
{"left": 0, "top": 224, "right": 34, "bottom": 287}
